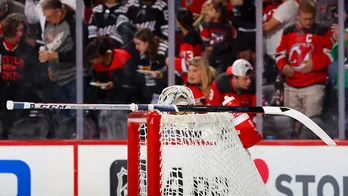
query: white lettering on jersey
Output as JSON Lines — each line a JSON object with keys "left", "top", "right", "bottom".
{"left": 209, "top": 89, "right": 214, "bottom": 101}
{"left": 97, "top": 24, "right": 118, "bottom": 36}
{"left": 134, "top": 21, "right": 156, "bottom": 32}
{"left": 306, "top": 34, "right": 313, "bottom": 43}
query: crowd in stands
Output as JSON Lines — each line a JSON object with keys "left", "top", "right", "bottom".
{"left": 0, "top": 0, "right": 346, "bottom": 140}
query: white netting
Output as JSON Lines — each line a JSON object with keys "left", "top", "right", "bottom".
{"left": 139, "top": 123, "right": 148, "bottom": 195}
{"left": 134, "top": 112, "right": 269, "bottom": 196}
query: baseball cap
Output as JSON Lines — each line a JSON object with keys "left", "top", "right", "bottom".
{"left": 226, "top": 59, "right": 253, "bottom": 76}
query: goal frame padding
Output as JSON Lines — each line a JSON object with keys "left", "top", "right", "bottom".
{"left": 127, "top": 121, "right": 140, "bottom": 196}
{"left": 128, "top": 111, "right": 162, "bottom": 196}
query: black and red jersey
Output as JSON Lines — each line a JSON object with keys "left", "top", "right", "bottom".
{"left": 92, "top": 48, "right": 150, "bottom": 103}
{"left": 276, "top": 23, "right": 334, "bottom": 87}
{"left": 199, "top": 22, "right": 237, "bottom": 71}
{"left": 199, "top": 22, "right": 236, "bottom": 47}
{"left": 179, "top": 30, "right": 202, "bottom": 61}
{"left": 0, "top": 38, "right": 35, "bottom": 83}
{"left": 93, "top": 49, "right": 131, "bottom": 83}
{"left": 207, "top": 73, "right": 256, "bottom": 107}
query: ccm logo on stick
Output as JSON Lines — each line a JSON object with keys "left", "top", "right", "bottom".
{"left": 0, "top": 160, "right": 31, "bottom": 196}
{"left": 39, "top": 104, "right": 67, "bottom": 109}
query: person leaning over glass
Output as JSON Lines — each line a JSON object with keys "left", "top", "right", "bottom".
{"left": 0, "top": 13, "right": 39, "bottom": 138}
{"left": 38, "top": 0, "right": 88, "bottom": 104}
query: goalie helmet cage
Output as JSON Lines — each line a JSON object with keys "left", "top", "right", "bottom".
{"left": 128, "top": 111, "right": 270, "bottom": 196}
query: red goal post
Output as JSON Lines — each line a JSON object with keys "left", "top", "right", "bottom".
{"left": 127, "top": 111, "right": 270, "bottom": 196}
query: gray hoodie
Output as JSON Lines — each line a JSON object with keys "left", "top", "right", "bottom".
{"left": 43, "top": 9, "right": 77, "bottom": 86}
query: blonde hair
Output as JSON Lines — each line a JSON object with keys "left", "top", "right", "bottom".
{"left": 187, "top": 57, "right": 217, "bottom": 98}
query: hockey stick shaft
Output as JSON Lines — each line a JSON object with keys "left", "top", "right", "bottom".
{"left": 6, "top": 101, "right": 337, "bottom": 146}
{"left": 6, "top": 101, "right": 272, "bottom": 113}
{"left": 6, "top": 101, "right": 137, "bottom": 111}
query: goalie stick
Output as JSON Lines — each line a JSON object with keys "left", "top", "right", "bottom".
{"left": 6, "top": 100, "right": 337, "bottom": 146}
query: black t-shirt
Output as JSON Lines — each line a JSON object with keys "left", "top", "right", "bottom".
{"left": 231, "top": 0, "right": 255, "bottom": 30}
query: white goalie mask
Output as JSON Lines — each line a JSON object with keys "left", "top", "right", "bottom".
{"left": 158, "top": 85, "right": 195, "bottom": 105}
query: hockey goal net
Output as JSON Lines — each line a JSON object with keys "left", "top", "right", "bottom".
{"left": 128, "top": 111, "right": 269, "bottom": 196}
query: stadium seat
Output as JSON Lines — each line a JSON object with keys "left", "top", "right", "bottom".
{"left": 263, "top": 116, "right": 294, "bottom": 139}
{"left": 262, "top": 84, "right": 275, "bottom": 104}
{"left": 98, "top": 110, "right": 128, "bottom": 140}
{"left": 54, "top": 117, "right": 97, "bottom": 139}
{"left": 298, "top": 116, "right": 326, "bottom": 140}
{"left": 8, "top": 112, "right": 49, "bottom": 140}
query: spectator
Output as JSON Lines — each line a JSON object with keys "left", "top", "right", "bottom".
{"left": 208, "top": 59, "right": 255, "bottom": 107}
{"left": 185, "top": 56, "right": 217, "bottom": 105}
{"left": 133, "top": 28, "right": 168, "bottom": 103}
{"left": 276, "top": 0, "right": 334, "bottom": 135}
{"left": 85, "top": 36, "right": 150, "bottom": 104}
{"left": 0, "top": 13, "right": 38, "bottom": 138}
{"left": 88, "top": 0, "right": 124, "bottom": 48}
{"left": 39, "top": 0, "right": 88, "bottom": 104}
{"left": 24, "top": 0, "right": 85, "bottom": 42}
{"left": 230, "top": 0, "right": 256, "bottom": 65}
{"left": 315, "top": 0, "right": 337, "bottom": 28}
{"left": 199, "top": 0, "right": 236, "bottom": 73}
{"left": 0, "top": 0, "right": 37, "bottom": 46}
{"left": 173, "top": 8, "right": 202, "bottom": 83}
{"left": 329, "top": 2, "right": 348, "bottom": 96}
{"left": 0, "top": 0, "right": 24, "bottom": 36}
{"left": 117, "top": 0, "right": 168, "bottom": 40}
{"left": 263, "top": 0, "right": 299, "bottom": 60}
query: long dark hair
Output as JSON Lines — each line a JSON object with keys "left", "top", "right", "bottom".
{"left": 85, "top": 36, "right": 113, "bottom": 60}
{"left": 176, "top": 8, "right": 193, "bottom": 31}
{"left": 211, "top": 0, "right": 229, "bottom": 25}
{"left": 2, "top": 13, "right": 28, "bottom": 38}
{"left": 134, "top": 28, "right": 159, "bottom": 61}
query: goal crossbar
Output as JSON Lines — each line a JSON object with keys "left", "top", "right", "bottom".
{"left": 6, "top": 100, "right": 337, "bottom": 146}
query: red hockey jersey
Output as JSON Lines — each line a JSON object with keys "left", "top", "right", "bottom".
{"left": 207, "top": 73, "right": 256, "bottom": 107}
{"left": 276, "top": 23, "right": 334, "bottom": 87}
{"left": 175, "top": 30, "right": 202, "bottom": 82}
{"left": 185, "top": 83, "right": 206, "bottom": 105}
{"left": 263, "top": 1, "right": 282, "bottom": 23}
{"left": 223, "top": 96, "right": 262, "bottom": 148}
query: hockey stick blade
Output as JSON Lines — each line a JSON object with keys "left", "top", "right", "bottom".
{"left": 6, "top": 101, "right": 336, "bottom": 146}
